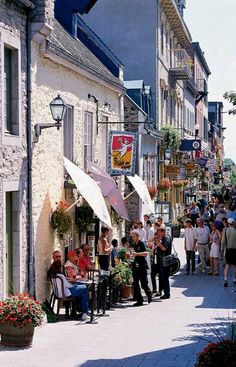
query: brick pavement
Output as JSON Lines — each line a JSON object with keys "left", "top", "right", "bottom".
{"left": 1, "top": 238, "right": 236, "bottom": 367}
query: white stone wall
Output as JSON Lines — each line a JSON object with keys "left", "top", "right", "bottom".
{"left": 31, "top": 41, "right": 122, "bottom": 300}
{"left": 0, "top": 0, "right": 28, "bottom": 299}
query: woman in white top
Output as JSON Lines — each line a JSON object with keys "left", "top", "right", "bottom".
{"left": 51, "top": 260, "right": 89, "bottom": 320}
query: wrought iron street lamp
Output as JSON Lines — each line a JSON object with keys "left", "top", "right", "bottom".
{"left": 35, "top": 95, "right": 67, "bottom": 141}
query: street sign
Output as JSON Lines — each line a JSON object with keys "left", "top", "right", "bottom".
{"left": 179, "top": 139, "right": 201, "bottom": 151}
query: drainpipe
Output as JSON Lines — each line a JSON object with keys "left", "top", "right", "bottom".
{"left": 23, "top": 2, "right": 36, "bottom": 296}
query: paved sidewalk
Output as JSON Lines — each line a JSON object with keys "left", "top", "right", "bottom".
{"left": 1, "top": 238, "right": 236, "bottom": 367}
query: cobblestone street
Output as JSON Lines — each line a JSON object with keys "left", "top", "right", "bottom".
{"left": 1, "top": 238, "right": 236, "bottom": 367}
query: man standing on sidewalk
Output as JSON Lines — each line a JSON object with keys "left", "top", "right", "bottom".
{"left": 195, "top": 218, "right": 210, "bottom": 273}
{"left": 184, "top": 219, "right": 197, "bottom": 274}
{"left": 131, "top": 229, "right": 152, "bottom": 306}
{"left": 221, "top": 218, "right": 236, "bottom": 287}
{"left": 156, "top": 227, "right": 172, "bottom": 299}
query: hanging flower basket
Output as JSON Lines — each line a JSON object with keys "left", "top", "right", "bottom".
{"left": 157, "top": 178, "right": 172, "bottom": 192}
{"left": 161, "top": 125, "right": 181, "bottom": 150}
{"left": 51, "top": 200, "right": 73, "bottom": 239}
{"left": 172, "top": 180, "right": 184, "bottom": 188}
{"left": 148, "top": 186, "right": 158, "bottom": 200}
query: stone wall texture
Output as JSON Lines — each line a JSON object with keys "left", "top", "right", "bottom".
{"left": 0, "top": 0, "right": 28, "bottom": 298}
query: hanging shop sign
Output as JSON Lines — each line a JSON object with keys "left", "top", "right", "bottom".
{"left": 195, "top": 157, "right": 208, "bottom": 168}
{"left": 165, "top": 165, "right": 180, "bottom": 174}
{"left": 179, "top": 139, "right": 201, "bottom": 151}
{"left": 108, "top": 131, "right": 137, "bottom": 176}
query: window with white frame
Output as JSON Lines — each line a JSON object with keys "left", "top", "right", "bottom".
{"left": 4, "top": 45, "right": 19, "bottom": 135}
{"left": 84, "top": 111, "right": 93, "bottom": 170}
{"left": 63, "top": 105, "right": 74, "bottom": 161}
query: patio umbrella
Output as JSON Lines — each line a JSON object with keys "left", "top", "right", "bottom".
{"left": 127, "top": 174, "right": 154, "bottom": 214}
{"left": 87, "top": 160, "right": 129, "bottom": 221}
{"left": 64, "top": 157, "right": 112, "bottom": 228}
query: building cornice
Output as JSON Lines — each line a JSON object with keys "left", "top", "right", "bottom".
{"left": 160, "top": 0, "right": 191, "bottom": 48}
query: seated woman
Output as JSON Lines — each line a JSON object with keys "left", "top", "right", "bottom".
{"left": 64, "top": 250, "right": 83, "bottom": 282}
{"left": 50, "top": 259, "right": 89, "bottom": 320}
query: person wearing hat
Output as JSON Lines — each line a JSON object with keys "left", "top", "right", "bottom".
{"left": 130, "top": 229, "right": 152, "bottom": 306}
{"left": 221, "top": 218, "right": 236, "bottom": 287}
{"left": 64, "top": 250, "right": 82, "bottom": 281}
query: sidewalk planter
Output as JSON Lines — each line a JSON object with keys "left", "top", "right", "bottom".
{"left": 0, "top": 323, "right": 34, "bottom": 347}
{"left": 0, "top": 294, "right": 44, "bottom": 348}
{"left": 195, "top": 340, "right": 236, "bottom": 367}
{"left": 120, "top": 284, "right": 133, "bottom": 300}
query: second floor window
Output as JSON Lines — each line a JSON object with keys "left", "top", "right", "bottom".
{"left": 84, "top": 111, "right": 93, "bottom": 170}
{"left": 4, "top": 46, "right": 19, "bottom": 135}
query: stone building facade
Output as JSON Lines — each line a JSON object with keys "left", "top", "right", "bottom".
{"left": 0, "top": 0, "right": 125, "bottom": 301}
{"left": 0, "top": 0, "right": 30, "bottom": 299}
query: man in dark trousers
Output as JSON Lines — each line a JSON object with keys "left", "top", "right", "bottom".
{"left": 131, "top": 229, "right": 152, "bottom": 307}
{"left": 156, "top": 227, "right": 172, "bottom": 299}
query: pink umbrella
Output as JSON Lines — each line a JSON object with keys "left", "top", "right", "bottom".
{"left": 87, "top": 161, "right": 130, "bottom": 221}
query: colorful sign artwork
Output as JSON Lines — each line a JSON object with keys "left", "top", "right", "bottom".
{"left": 108, "top": 131, "right": 137, "bottom": 176}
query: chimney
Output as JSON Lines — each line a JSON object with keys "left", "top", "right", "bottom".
{"left": 32, "top": 0, "right": 54, "bottom": 27}
{"left": 175, "top": 0, "right": 186, "bottom": 17}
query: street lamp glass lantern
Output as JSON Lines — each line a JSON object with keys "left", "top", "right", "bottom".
{"left": 50, "top": 95, "right": 67, "bottom": 123}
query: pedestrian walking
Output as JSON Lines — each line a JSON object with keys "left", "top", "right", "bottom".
{"left": 221, "top": 218, "right": 236, "bottom": 287}
{"left": 156, "top": 227, "right": 172, "bottom": 299}
{"left": 184, "top": 219, "right": 197, "bottom": 274}
{"left": 130, "top": 229, "right": 152, "bottom": 306}
{"left": 195, "top": 218, "right": 210, "bottom": 273}
{"left": 208, "top": 222, "right": 221, "bottom": 275}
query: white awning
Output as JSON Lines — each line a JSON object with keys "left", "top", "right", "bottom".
{"left": 64, "top": 157, "right": 112, "bottom": 228}
{"left": 127, "top": 174, "right": 154, "bottom": 213}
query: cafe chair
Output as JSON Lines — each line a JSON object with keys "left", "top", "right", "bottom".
{"left": 50, "top": 276, "right": 77, "bottom": 319}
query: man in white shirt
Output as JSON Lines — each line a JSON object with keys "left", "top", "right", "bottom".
{"left": 137, "top": 221, "right": 147, "bottom": 242}
{"left": 184, "top": 219, "right": 197, "bottom": 274}
{"left": 195, "top": 218, "right": 210, "bottom": 273}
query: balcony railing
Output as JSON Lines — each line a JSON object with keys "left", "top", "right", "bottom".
{"left": 169, "top": 49, "right": 192, "bottom": 80}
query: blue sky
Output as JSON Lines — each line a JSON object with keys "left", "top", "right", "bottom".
{"left": 184, "top": 0, "right": 236, "bottom": 162}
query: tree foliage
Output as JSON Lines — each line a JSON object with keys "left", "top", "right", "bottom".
{"left": 223, "top": 91, "right": 236, "bottom": 106}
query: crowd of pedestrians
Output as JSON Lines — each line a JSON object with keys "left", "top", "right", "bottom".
{"left": 46, "top": 186, "right": 236, "bottom": 321}
{"left": 183, "top": 188, "right": 236, "bottom": 287}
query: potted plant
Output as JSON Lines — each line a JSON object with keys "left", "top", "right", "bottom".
{"left": 51, "top": 200, "right": 73, "bottom": 239}
{"left": 195, "top": 321, "right": 236, "bottom": 366}
{"left": 0, "top": 293, "right": 45, "bottom": 347}
{"left": 111, "top": 262, "right": 133, "bottom": 299}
